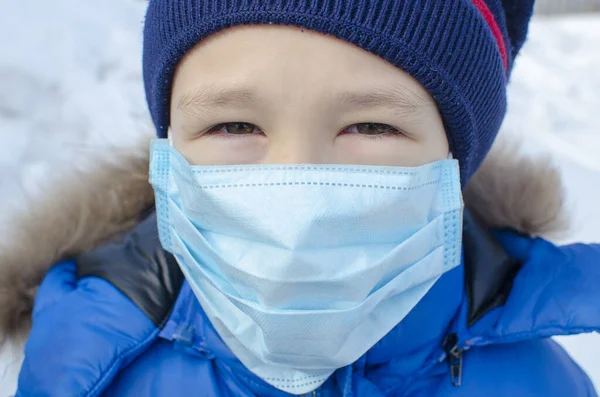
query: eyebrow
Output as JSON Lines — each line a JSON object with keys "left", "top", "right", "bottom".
{"left": 335, "top": 87, "right": 434, "bottom": 110}
{"left": 176, "top": 85, "right": 258, "bottom": 115}
{"left": 175, "top": 84, "right": 434, "bottom": 115}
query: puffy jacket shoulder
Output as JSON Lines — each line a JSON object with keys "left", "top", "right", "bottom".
{"left": 16, "top": 213, "right": 185, "bottom": 397}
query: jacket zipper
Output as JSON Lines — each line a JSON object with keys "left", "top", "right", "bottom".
{"left": 443, "top": 333, "right": 464, "bottom": 386}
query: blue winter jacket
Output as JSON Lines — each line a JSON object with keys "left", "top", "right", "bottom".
{"left": 16, "top": 211, "right": 600, "bottom": 396}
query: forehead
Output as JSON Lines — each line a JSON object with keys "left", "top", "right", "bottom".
{"left": 171, "top": 25, "right": 435, "bottom": 106}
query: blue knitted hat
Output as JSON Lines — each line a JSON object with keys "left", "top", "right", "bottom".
{"left": 142, "top": 0, "right": 535, "bottom": 183}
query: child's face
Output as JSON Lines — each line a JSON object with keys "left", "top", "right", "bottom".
{"left": 169, "top": 25, "right": 449, "bottom": 166}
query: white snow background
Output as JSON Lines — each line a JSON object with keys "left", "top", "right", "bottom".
{"left": 0, "top": 0, "right": 599, "bottom": 395}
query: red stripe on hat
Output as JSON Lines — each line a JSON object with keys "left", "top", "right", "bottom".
{"left": 471, "top": 0, "right": 508, "bottom": 71}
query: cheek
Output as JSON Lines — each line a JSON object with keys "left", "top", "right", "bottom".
{"left": 172, "top": 136, "right": 268, "bottom": 165}
{"left": 333, "top": 135, "right": 449, "bottom": 167}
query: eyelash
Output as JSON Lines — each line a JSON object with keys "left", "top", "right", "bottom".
{"left": 205, "top": 122, "right": 264, "bottom": 137}
{"left": 204, "top": 122, "right": 407, "bottom": 140}
{"left": 341, "top": 123, "right": 405, "bottom": 139}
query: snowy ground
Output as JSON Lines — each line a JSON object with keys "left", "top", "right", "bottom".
{"left": 0, "top": 0, "right": 599, "bottom": 395}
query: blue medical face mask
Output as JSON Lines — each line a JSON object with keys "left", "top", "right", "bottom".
{"left": 149, "top": 139, "right": 463, "bottom": 395}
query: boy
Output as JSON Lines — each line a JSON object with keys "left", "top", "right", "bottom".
{"left": 13, "top": 0, "right": 600, "bottom": 396}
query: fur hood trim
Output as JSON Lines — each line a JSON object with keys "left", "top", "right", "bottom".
{"left": 0, "top": 136, "right": 568, "bottom": 342}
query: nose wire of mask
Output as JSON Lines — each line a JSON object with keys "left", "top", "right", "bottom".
{"left": 149, "top": 139, "right": 464, "bottom": 395}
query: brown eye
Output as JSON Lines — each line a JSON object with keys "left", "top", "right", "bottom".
{"left": 208, "top": 122, "right": 262, "bottom": 135}
{"left": 353, "top": 123, "right": 399, "bottom": 135}
{"left": 225, "top": 122, "right": 259, "bottom": 134}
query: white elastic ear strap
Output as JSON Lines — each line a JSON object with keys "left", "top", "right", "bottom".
{"left": 167, "top": 128, "right": 174, "bottom": 146}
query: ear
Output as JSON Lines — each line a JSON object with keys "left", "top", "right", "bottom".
{"left": 501, "top": 0, "right": 535, "bottom": 61}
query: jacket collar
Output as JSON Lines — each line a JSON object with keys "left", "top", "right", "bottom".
{"left": 452, "top": 240, "right": 600, "bottom": 351}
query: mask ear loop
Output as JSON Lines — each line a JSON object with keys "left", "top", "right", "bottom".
{"left": 167, "top": 128, "right": 174, "bottom": 147}
{"left": 448, "top": 152, "right": 454, "bottom": 159}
